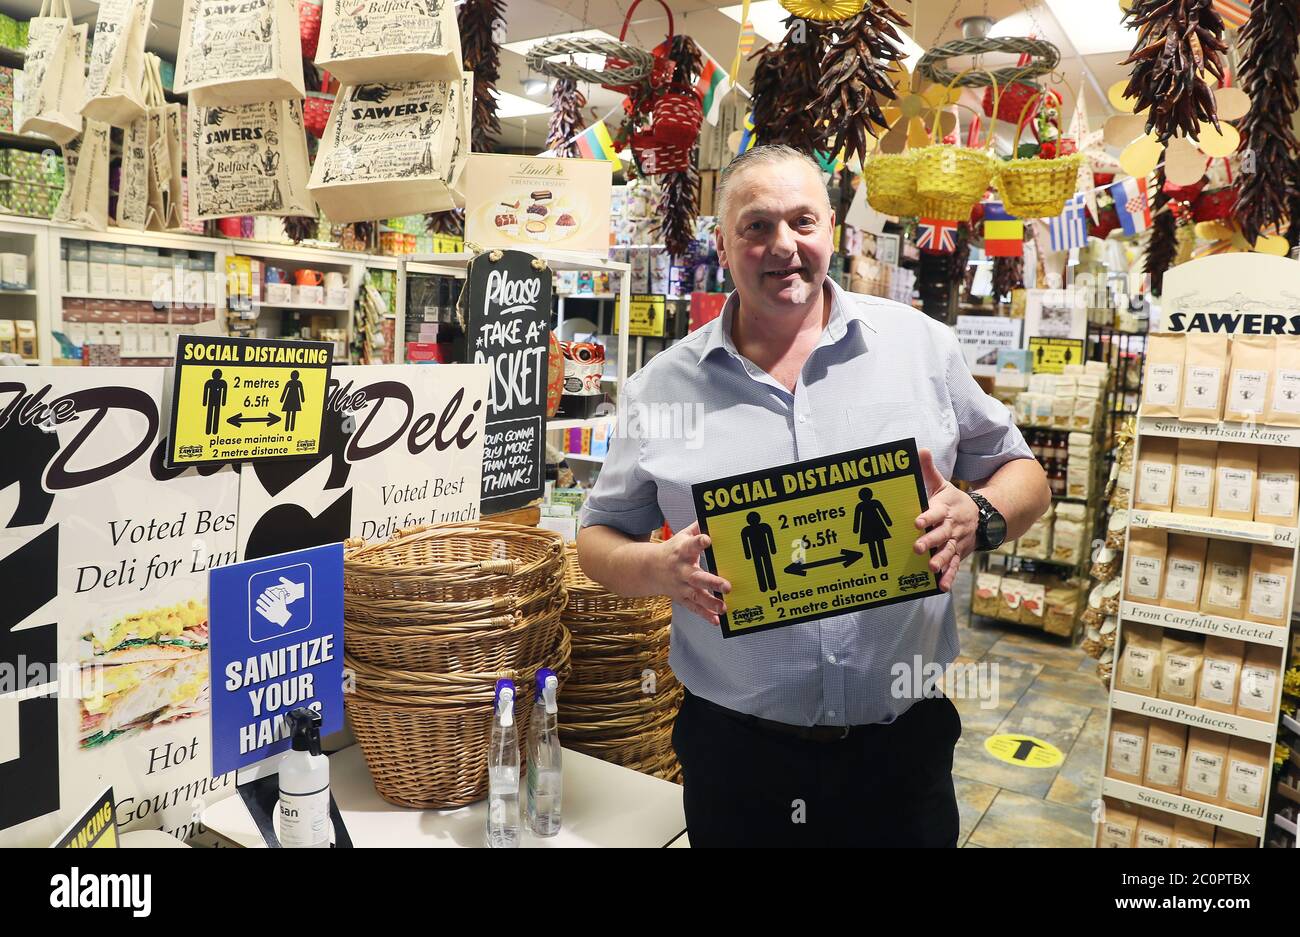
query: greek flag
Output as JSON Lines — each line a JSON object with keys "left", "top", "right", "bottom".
{"left": 1048, "top": 193, "right": 1089, "bottom": 252}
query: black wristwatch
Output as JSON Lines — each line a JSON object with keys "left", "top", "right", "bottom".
{"left": 968, "top": 492, "right": 1007, "bottom": 551}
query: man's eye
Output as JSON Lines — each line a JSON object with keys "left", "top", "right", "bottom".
{"left": 746, "top": 221, "right": 765, "bottom": 232}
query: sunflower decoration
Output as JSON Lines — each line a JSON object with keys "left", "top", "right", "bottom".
{"left": 873, "top": 61, "right": 959, "bottom": 155}
{"left": 779, "top": 0, "right": 871, "bottom": 21}
{"left": 1102, "top": 79, "right": 1251, "bottom": 182}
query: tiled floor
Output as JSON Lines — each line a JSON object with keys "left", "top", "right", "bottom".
{"left": 948, "top": 567, "right": 1106, "bottom": 848}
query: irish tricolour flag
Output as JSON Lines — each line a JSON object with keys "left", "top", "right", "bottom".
{"left": 695, "top": 53, "right": 732, "bottom": 126}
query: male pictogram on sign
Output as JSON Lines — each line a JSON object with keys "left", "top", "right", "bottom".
{"left": 741, "top": 511, "right": 777, "bottom": 592}
{"left": 280, "top": 370, "right": 306, "bottom": 431}
{"left": 853, "top": 486, "right": 893, "bottom": 569}
{"left": 203, "top": 368, "right": 228, "bottom": 435}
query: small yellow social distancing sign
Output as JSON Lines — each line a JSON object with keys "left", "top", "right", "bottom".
{"left": 692, "top": 438, "right": 940, "bottom": 638}
{"left": 168, "top": 335, "right": 333, "bottom": 466}
{"left": 983, "top": 733, "right": 1065, "bottom": 768}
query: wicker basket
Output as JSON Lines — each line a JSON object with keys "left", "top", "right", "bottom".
{"left": 862, "top": 151, "right": 918, "bottom": 217}
{"left": 996, "top": 87, "right": 1082, "bottom": 219}
{"left": 345, "top": 579, "right": 565, "bottom": 632}
{"left": 914, "top": 145, "right": 995, "bottom": 221}
{"left": 344, "top": 522, "right": 564, "bottom": 603}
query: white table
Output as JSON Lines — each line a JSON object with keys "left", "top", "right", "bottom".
{"left": 203, "top": 745, "right": 687, "bottom": 848}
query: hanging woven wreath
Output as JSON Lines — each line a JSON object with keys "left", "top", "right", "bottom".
{"left": 917, "top": 37, "right": 1059, "bottom": 88}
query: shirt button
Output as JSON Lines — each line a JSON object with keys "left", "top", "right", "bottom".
{"left": 827, "top": 654, "right": 836, "bottom": 664}
{"left": 798, "top": 414, "right": 807, "bottom": 424}
{"left": 828, "top": 710, "right": 837, "bottom": 718}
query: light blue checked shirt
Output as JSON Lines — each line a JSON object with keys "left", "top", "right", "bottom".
{"left": 579, "top": 279, "right": 1033, "bottom": 727}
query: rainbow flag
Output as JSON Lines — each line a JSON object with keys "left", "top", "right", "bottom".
{"left": 696, "top": 54, "right": 732, "bottom": 126}
{"left": 573, "top": 120, "right": 620, "bottom": 165}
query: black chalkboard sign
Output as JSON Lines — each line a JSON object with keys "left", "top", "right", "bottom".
{"left": 461, "top": 250, "right": 551, "bottom": 513}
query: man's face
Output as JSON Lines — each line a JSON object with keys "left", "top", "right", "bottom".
{"left": 716, "top": 159, "right": 835, "bottom": 314}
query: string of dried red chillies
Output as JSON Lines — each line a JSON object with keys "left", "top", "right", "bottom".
{"left": 1120, "top": 0, "right": 1228, "bottom": 143}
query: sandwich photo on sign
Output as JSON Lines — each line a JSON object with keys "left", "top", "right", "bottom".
{"left": 691, "top": 439, "right": 939, "bottom": 638}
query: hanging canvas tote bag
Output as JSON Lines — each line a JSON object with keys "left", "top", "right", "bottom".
{"left": 146, "top": 55, "right": 185, "bottom": 229}
{"left": 447, "top": 71, "right": 471, "bottom": 207}
{"left": 315, "top": 0, "right": 461, "bottom": 83}
{"left": 186, "top": 98, "right": 316, "bottom": 220}
{"left": 175, "top": 0, "right": 305, "bottom": 106}
{"left": 54, "top": 120, "right": 111, "bottom": 231}
{"left": 308, "top": 77, "right": 458, "bottom": 222}
{"left": 20, "top": 0, "right": 86, "bottom": 143}
{"left": 82, "top": 0, "right": 154, "bottom": 127}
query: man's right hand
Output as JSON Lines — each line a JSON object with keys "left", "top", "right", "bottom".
{"left": 652, "top": 520, "right": 731, "bottom": 627}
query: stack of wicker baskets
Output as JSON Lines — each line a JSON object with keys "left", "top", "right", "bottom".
{"left": 558, "top": 545, "right": 681, "bottom": 783}
{"left": 342, "top": 522, "right": 571, "bottom": 809}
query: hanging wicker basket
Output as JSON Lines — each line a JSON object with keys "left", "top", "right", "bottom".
{"left": 652, "top": 83, "right": 703, "bottom": 147}
{"left": 996, "top": 88, "right": 1083, "bottom": 219}
{"left": 862, "top": 151, "right": 919, "bottom": 217}
{"left": 913, "top": 68, "right": 1000, "bottom": 221}
{"left": 602, "top": 0, "right": 676, "bottom": 96}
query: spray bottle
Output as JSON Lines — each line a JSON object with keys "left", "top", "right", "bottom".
{"left": 487, "top": 678, "right": 521, "bottom": 848}
{"left": 526, "top": 667, "right": 562, "bottom": 836}
{"left": 278, "top": 707, "right": 330, "bottom": 848}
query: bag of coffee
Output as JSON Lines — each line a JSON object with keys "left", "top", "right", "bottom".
{"left": 1181, "top": 728, "right": 1228, "bottom": 804}
{"left": 1213, "top": 829, "right": 1259, "bottom": 847}
{"left": 1255, "top": 446, "right": 1300, "bottom": 525}
{"left": 1018, "top": 580, "right": 1046, "bottom": 628}
{"left": 1212, "top": 442, "right": 1258, "bottom": 521}
{"left": 1172, "top": 816, "right": 1215, "bottom": 848}
{"left": 1180, "top": 332, "right": 1228, "bottom": 422}
{"left": 1173, "top": 439, "right": 1217, "bottom": 516}
{"left": 1158, "top": 632, "right": 1203, "bottom": 703}
{"left": 1264, "top": 335, "right": 1300, "bottom": 427}
{"left": 1097, "top": 798, "right": 1138, "bottom": 848}
{"left": 1044, "top": 586, "right": 1080, "bottom": 637}
{"left": 1116, "top": 621, "right": 1163, "bottom": 697}
{"left": 1161, "top": 535, "right": 1207, "bottom": 612}
{"left": 1245, "top": 545, "right": 1292, "bottom": 627}
{"left": 1124, "top": 527, "right": 1167, "bottom": 604}
{"left": 1224, "top": 335, "right": 1275, "bottom": 422}
{"left": 1196, "top": 635, "right": 1244, "bottom": 713}
{"left": 1221, "top": 737, "right": 1270, "bottom": 816}
{"left": 972, "top": 572, "right": 1002, "bottom": 618}
{"left": 1140, "top": 332, "right": 1185, "bottom": 417}
{"left": 1144, "top": 718, "right": 1188, "bottom": 794}
{"left": 1199, "top": 540, "right": 1251, "bottom": 618}
{"left": 1236, "top": 642, "right": 1281, "bottom": 719}
{"left": 1106, "top": 711, "right": 1148, "bottom": 782}
{"left": 1134, "top": 437, "right": 1178, "bottom": 511}
{"left": 1135, "top": 808, "right": 1175, "bottom": 848}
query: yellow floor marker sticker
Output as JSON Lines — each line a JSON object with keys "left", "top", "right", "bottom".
{"left": 168, "top": 335, "right": 333, "bottom": 466}
{"left": 984, "top": 733, "right": 1065, "bottom": 768}
{"left": 692, "top": 438, "right": 940, "bottom": 638}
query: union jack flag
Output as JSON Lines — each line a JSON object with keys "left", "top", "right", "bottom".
{"left": 917, "top": 217, "right": 959, "bottom": 254}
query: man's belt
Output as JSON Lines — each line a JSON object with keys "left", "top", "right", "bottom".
{"left": 690, "top": 690, "right": 856, "bottom": 742}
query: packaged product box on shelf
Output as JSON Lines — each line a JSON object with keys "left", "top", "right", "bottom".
{"left": 1225, "top": 335, "right": 1274, "bottom": 423}
{"left": 1173, "top": 439, "right": 1217, "bottom": 516}
{"left": 1097, "top": 798, "right": 1139, "bottom": 848}
{"left": 106, "top": 245, "right": 126, "bottom": 296}
{"left": 1157, "top": 632, "right": 1203, "bottom": 703}
{"left": 1263, "top": 335, "right": 1300, "bottom": 426}
{"left": 1124, "top": 527, "right": 1167, "bottom": 604}
{"left": 0, "top": 251, "right": 25, "bottom": 288}
{"left": 1197, "top": 635, "right": 1244, "bottom": 714}
{"left": 66, "top": 240, "right": 89, "bottom": 291}
{"left": 973, "top": 572, "right": 1002, "bottom": 617}
{"left": 1052, "top": 395, "right": 1073, "bottom": 429}
{"left": 1222, "top": 737, "right": 1269, "bottom": 815}
{"left": 15, "top": 320, "right": 36, "bottom": 359}
{"left": 1246, "top": 544, "right": 1291, "bottom": 626}
{"left": 1255, "top": 446, "right": 1300, "bottom": 525}
{"left": 1181, "top": 728, "right": 1228, "bottom": 804}
{"left": 87, "top": 243, "right": 110, "bottom": 295}
{"left": 1106, "top": 711, "right": 1149, "bottom": 783}
{"left": 1065, "top": 464, "right": 1091, "bottom": 499}
{"left": 1161, "top": 535, "right": 1207, "bottom": 611}
{"left": 1181, "top": 332, "right": 1229, "bottom": 423}
{"left": 1018, "top": 580, "right": 1046, "bottom": 628}
{"left": 999, "top": 576, "right": 1026, "bottom": 621}
{"left": 1142, "top": 333, "right": 1185, "bottom": 417}
{"left": 1200, "top": 540, "right": 1251, "bottom": 619}
{"left": 1043, "top": 585, "right": 1080, "bottom": 636}
{"left": 119, "top": 322, "right": 139, "bottom": 357}
{"left": 1172, "top": 816, "right": 1215, "bottom": 848}
{"left": 1135, "top": 807, "right": 1175, "bottom": 848}
{"left": 1213, "top": 830, "right": 1258, "bottom": 848}
{"left": 0, "top": 318, "right": 13, "bottom": 354}
{"left": 1144, "top": 719, "right": 1188, "bottom": 795}
{"left": 1051, "top": 517, "right": 1086, "bottom": 567}
{"left": 1019, "top": 510, "right": 1053, "bottom": 560}
{"left": 1235, "top": 642, "right": 1279, "bottom": 719}
{"left": 1212, "top": 443, "right": 1257, "bottom": 521}
{"left": 1134, "top": 436, "right": 1177, "bottom": 511}
{"left": 1116, "top": 621, "right": 1162, "bottom": 696}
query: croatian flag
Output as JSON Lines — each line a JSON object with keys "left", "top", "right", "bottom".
{"left": 1048, "top": 193, "right": 1089, "bottom": 252}
{"left": 917, "top": 217, "right": 959, "bottom": 253}
{"left": 1109, "top": 177, "right": 1152, "bottom": 236}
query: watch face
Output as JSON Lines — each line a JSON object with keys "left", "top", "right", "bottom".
{"left": 984, "top": 512, "right": 1008, "bottom": 547}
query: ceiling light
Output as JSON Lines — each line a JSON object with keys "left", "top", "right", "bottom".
{"left": 1042, "top": 0, "right": 1134, "bottom": 55}
{"left": 503, "top": 29, "right": 621, "bottom": 74}
{"left": 719, "top": 1, "right": 923, "bottom": 70}
{"left": 522, "top": 77, "right": 548, "bottom": 96}
{"left": 492, "top": 89, "right": 552, "bottom": 120}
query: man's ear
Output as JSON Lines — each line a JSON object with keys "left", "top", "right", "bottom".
{"left": 715, "top": 226, "right": 728, "bottom": 269}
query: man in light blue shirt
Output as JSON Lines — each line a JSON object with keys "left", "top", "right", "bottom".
{"left": 578, "top": 145, "right": 1050, "bottom": 847}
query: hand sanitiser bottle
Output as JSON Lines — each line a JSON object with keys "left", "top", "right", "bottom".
{"left": 526, "top": 668, "right": 562, "bottom": 837}
{"left": 278, "top": 707, "right": 330, "bottom": 848}
{"left": 487, "top": 679, "right": 521, "bottom": 848}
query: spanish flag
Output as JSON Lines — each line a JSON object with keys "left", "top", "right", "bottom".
{"left": 983, "top": 201, "right": 1024, "bottom": 257}
{"left": 573, "top": 120, "right": 621, "bottom": 166}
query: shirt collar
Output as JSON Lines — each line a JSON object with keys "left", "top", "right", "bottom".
{"left": 696, "top": 276, "right": 874, "bottom": 365}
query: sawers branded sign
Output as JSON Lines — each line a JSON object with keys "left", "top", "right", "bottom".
{"left": 0, "top": 364, "right": 489, "bottom": 846}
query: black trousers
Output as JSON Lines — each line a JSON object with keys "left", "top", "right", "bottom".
{"left": 671, "top": 689, "right": 962, "bottom": 847}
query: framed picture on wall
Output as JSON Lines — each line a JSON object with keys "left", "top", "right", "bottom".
{"left": 875, "top": 232, "right": 901, "bottom": 267}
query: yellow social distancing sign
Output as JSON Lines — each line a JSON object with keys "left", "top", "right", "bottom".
{"left": 168, "top": 335, "right": 333, "bottom": 466}
{"left": 692, "top": 438, "right": 940, "bottom": 638}
{"left": 983, "top": 734, "right": 1064, "bottom": 768}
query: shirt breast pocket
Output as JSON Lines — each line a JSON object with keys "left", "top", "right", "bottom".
{"left": 843, "top": 401, "right": 955, "bottom": 458}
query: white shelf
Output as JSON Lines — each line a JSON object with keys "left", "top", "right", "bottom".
{"left": 548, "top": 416, "right": 615, "bottom": 431}
{"left": 1101, "top": 777, "right": 1266, "bottom": 837}
{"left": 1283, "top": 713, "right": 1300, "bottom": 736}
{"left": 1109, "top": 689, "right": 1278, "bottom": 743}
{"left": 1274, "top": 813, "right": 1298, "bottom": 837}
{"left": 1128, "top": 509, "right": 1299, "bottom": 549}
{"left": 1119, "top": 601, "right": 1290, "bottom": 648}
{"left": 564, "top": 452, "right": 605, "bottom": 464}
{"left": 63, "top": 290, "right": 184, "bottom": 303}
{"left": 251, "top": 301, "right": 352, "bottom": 312}
{"left": 407, "top": 248, "right": 632, "bottom": 274}
{"left": 0, "top": 288, "right": 36, "bottom": 295}
{"left": 561, "top": 292, "right": 617, "bottom": 300}
{"left": 1138, "top": 415, "right": 1300, "bottom": 448}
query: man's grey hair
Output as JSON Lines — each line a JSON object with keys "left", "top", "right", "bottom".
{"left": 716, "top": 144, "right": 827, "bottom": 227}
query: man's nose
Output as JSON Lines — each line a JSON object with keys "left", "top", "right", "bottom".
{"left": 769, "top": 221, "right": 798, "bottom": 255}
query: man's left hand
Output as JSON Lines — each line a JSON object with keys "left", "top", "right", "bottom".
{"left": 913, "top": 448, "right": 979, "bottom": 593}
